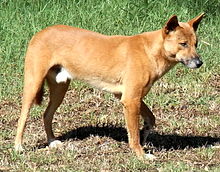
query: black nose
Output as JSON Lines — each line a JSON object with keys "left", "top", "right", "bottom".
{"left": 194, "top": 57, "right": 203, "bottom": 68}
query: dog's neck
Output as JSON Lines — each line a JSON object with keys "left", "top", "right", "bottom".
{"left": 141, "top": 30, "right": 177, "bottom": 79}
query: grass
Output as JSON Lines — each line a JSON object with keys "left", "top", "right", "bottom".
{"left": 0, "top": 0, "right": 220, "bottom": 171}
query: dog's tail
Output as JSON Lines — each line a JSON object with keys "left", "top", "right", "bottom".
{"left": 34, "top": 81, "right": 45, "bottom": 105}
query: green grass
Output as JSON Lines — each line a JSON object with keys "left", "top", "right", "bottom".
{"left": 0, "top": 0, "right": 220, "bottom": 171}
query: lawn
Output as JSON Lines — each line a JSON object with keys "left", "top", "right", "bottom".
{"left": 0, "top": 0, "right": 219, "bottom": 171}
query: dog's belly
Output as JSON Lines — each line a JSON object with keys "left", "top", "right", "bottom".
{"left": 88, "top": 78, "right": 123, "bottom": 94}
{"left": 55, "top": 67, "right": 123, "bottom": 94}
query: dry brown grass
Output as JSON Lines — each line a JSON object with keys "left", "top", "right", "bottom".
{"left": 0, "top": 78, "right": 219, "bottom": 171}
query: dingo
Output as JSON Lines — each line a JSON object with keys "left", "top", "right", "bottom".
{"left": 15, "top": 13, "right": 204, "bottom": 159}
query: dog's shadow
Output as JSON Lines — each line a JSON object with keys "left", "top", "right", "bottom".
{"left": 56, "top": 125, "right": 220, "bottom": 151}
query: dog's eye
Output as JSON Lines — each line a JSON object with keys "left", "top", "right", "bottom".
{"left": 179, "top": 42, "right": 188, "bottom": 47}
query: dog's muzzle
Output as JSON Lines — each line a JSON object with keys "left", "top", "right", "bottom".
{"left": 181, "top": 57, "right": 203, "bottom": 69}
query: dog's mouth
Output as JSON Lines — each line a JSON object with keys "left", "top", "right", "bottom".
{"left": 181, "top": 57, "right": 203, "bottom": 69}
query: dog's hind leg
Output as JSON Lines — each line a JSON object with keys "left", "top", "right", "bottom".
{"left": 43, "top": 68, "right": 70, "bottom": 148}
{"left": 140, "top": 101, "right": 155, "bottom": 145}
{"left": 15, "top": 59, "right": 48, "bottom": 151}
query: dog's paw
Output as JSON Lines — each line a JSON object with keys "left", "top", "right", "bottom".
{"left": 144, "top": 153, "right": 156, "bottom": 161}
{"left": 49, "top": 140, "right": 63, "bottom": 149}
{"left": 14, "top": 144, "right": 24, "bottom": 152}
{"left": 211, "top": 145, "right": 220, "bottom": 149}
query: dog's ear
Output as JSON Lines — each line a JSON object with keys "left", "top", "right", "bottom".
{"left": 188, "top": 13, "right": 205, "bottom": 31}
{"left": 163, "top": 15, "right": 179, "bottom": 36}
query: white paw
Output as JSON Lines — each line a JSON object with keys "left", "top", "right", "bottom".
{"left": 144, "top": 153, "right": 156, "bottom": 160}
{"left": 49, "top": 140, "right": 63, "bottom": 149}
{"left": 14, "top": 144, "right": 24, "bottom": 152}
{"left": 211, "top": 145, "right": 220, "bottom": 149}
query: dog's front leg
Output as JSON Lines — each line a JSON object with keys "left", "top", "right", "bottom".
{"left": 140, "top": 101, "right": 155, "bottom": 145}
{"left": 121, "top": 97, "right": 144, "bottom": 157}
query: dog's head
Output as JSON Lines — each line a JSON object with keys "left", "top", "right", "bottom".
{"left": 162, "top": 13, "right": 204, "bottom": 69}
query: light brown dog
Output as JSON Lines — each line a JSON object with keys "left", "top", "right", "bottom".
{"left": 15, "top": 14, "right": 204, "bottom": 159}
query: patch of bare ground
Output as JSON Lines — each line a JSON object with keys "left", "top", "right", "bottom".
{"left": 0, "top": 80, "right": 219, "bottom": 171}
{"left": 209, "top": 73, "right": 220, "bottom": 92}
